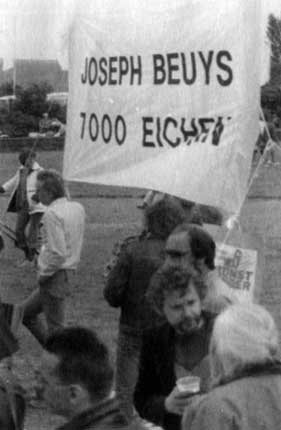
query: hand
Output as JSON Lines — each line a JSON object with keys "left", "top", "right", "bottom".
{"left": 164, "top": 386, "right": 197, "bottom": 416}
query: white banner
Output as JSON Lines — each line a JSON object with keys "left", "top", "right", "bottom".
{"left": 63, "top": 0, "right": 262, "bottom": 214}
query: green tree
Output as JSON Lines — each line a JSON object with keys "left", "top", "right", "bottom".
{"left": 14, "top": 81, "right": 53, "bottom": 118}
{"left": 267, "top": 13, "right": 281, "bottom": 86}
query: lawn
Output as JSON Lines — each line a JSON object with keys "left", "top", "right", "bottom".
{"left": 0, "top": 151, "right": 281, "bottom": 429}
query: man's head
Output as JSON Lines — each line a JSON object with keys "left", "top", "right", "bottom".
{"left": 147, "top": 265, "right": 206, "bottom": 335}
{"left": 165, "top": 224, "right": 216, "bottom": 276}
{"left": 39, "top": 327, "right": 114, "bottom": 418}
{"left": 143, "top": 195, "right": 186, "bottom": 239}
{"left": 35, "top": 169, "right": 65, "bottom": 205}
{"left": 18, "top": 149, "right": 36, "bottom": 169}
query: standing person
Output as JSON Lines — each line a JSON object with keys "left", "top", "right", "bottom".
{"left": 164, "top": 223, "right": 237, "bottom": 312}
{"left": 0, "top": 149, "right": 45, "bottom": 264}
{"left": 21, "top": 170, "right": 85, "bottom": 346}
{"left": 183, "top": 303, "right": 281, "bottom": 430}
{"left": 37, "top": 327, "right": 146, "bottom": 430}
{"left": 103, "top": 196, "right": 187, "bottom": 421}
{"left": 134, "top": 266, "right": 216, "bottom": 430}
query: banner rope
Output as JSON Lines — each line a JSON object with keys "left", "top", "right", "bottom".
{"left": 222, "top": 107, "right": 281, "bottom": 245}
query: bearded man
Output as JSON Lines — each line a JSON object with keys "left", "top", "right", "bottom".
{"left": 134, "top": 265, "right": 216, "bottom": 430}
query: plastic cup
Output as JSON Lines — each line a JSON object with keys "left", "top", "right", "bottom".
{"left": 176, "top": 376, "right": 200, "bottom": 394}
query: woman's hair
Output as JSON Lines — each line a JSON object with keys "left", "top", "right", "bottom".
{"left": 146, "top": 265, "right": 207, "bottom": 315}
{"left": 210, "top": 303, "right": 279, "bottom": 386}
{"left": 144, "top": 195, "right": 186, "bottom": 239}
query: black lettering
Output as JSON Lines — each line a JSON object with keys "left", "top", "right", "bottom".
{"left": 156, "top": 117, "right": 164, "bottom": 146}
{"left": 102, "top": 115, "right": 112, "bottom": 143}
{"left": 245, "top": 271, "right": 253, "bottom": 282}
{"left": 80, "top": 112, "right": 86, "bottom": 138}
{"left": 81, "top": 57, "right": 88, "bottom": 84}
{"left": 88, "top": 57, "right": 98, "bottom": 85}
{"left": 153, "top": 54, "right": 166, "bottom": 84}
{"left": 89, "top": 113, "right": 99, "bottom": 141}
{"left": 198, "top": 51, "right": 214, "bottom": 85}
{"left": 212, "top": 116, "right": 224, "bottom": 146}
{"left": 109, "top": 57, "right": 118, "bottom": 85}
{"left": 130, "top": 56, "right": 142, "bottom": 85}
{"left": 98, "top": 57, "right": 107, "bottom": 85}
{"left": 163, "top": 118, "right": 180, "bottom": 147}
{"left": 217, "top": 50, "right": 233, "bottom": 86}
{"left": 115, "top": 116, "right": 126, "bottom": 145}
{"left": 232, "top": 249, "right": 242, "bottom": 268}
{"left": 181, "top": 52, "right": 197, "bottom": 85}
{"left": 167, "top": 53, "right": 180, "bottom": 84}
{"left": 180, "top": 118, "right": 198, "bottom": 143}
{"left": 198, "top": 118, "right": 215, "bottom": 142}
{"left": 142, "top": 117, "right": 155, "bottom": 147}
{"left": 119, "top": 56, "right": 129, "bottom": 85}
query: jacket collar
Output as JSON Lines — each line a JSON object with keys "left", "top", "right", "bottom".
{"left": 216, "top": 360, "right": 281, "bottom": 388}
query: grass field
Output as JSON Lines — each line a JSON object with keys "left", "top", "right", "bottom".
{"left": 1, "top": 151, "right": 281, "bottom": 429}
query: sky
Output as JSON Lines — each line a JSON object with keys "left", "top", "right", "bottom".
{"left": 0, "top": 0, "right": 280, "bottom": 70}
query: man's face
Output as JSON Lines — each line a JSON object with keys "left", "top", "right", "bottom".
{"left": 165, "top": 232, "right": 196, "bottom": 275}
{"left": 163, "top": 282, "right": 203, "bottom": 335}
{"left": 38, "top": 351, "right": 71, "bottom": 417}
{"left": 35, "top": 179, "right": 53, "bottom": 206}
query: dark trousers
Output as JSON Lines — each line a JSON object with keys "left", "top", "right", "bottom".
{"left": 22, "top": 271, "right": 68, "bottom": 346}
{"left": 15, "top": 211, "right": 43, "bottom": 260}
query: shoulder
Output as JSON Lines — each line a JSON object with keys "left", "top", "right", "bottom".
{"left": 183, "top": 386, "right": 237, "bottom": 429}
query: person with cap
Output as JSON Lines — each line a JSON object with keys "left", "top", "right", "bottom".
{"left": 104, "top": 195, "right": 187, "bottom": 421}
{"left": 0, "top": 149, "right": 45, "bottom": 265}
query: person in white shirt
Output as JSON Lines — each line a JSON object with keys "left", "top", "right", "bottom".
{"left": 21, "top": 170, "right": 85, "bottom": 346}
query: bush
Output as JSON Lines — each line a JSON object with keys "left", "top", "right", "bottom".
{"left": 6, "top": 111, "right": 38, "bottom": 137}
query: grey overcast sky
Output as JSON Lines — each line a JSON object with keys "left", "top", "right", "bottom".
{"left": 0, "top": 0, "right": 280, "bottom": 70}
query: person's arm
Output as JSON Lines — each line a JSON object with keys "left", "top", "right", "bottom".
{"left": 103, "top": 241, "right": 132, "bottom": 307}
{"left": 134, "top": 332, "right": 168, "bottom": 426}
{"left": 134, "top": 332, "right": 183, "bottom": 430}
{"left": 1, "top": 172, "right": 19, "bottom": 194}
{"left": 37, "top": 210, "right": 67, "bottom": 281}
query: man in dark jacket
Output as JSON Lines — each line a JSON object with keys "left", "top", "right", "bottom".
{"left": 134, "top": 265, "right": 216, "bottom": 430}
{"left": 104, "top": 196, "right": 187, "bottom": 420}
{"left": 37, "top": 326, "right": 146, "bottom": 430}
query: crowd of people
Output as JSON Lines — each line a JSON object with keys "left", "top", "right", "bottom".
{"left": 0, "top": 150, "right": 280, "bottom": 429}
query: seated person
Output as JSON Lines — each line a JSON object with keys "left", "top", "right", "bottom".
{"left": 38, "top": 326, "right": 147, "bottom": 430}
{"left": 134, "top": 266, "right": 217, "bottom": 430}
{"left": 183, "top": 303, "right": 281, "bottom": 430}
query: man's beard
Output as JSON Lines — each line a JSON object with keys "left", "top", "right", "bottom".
{"left": 174, "top": 315, "right": 203, "bottom": 336}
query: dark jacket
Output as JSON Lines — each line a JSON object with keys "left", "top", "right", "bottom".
{"left": 104, "top": 234, "right": 165, "bottom": 334}
{"left": 0, "top": 369, "right": 26, "bottom": 430}
{"left": 56, "top": 398, "right": 147, "bottom": 430}
{"left": 134, "top": 312, "right": 215, "bottom": 430}
{"left": 183, "top": 361, "right": 281, "bottom": 430}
